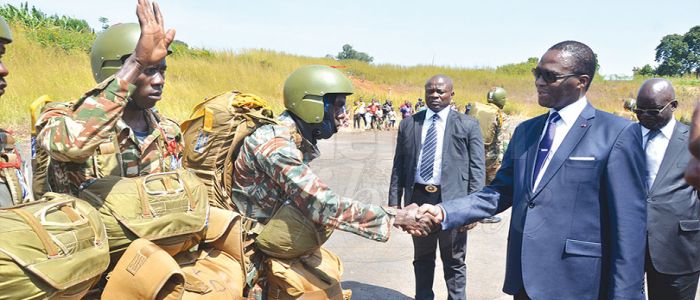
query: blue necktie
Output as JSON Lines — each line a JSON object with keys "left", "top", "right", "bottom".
{"left": 532, "top": 112, "right": 561, "bottom": 187}
{"left": 419, "top": 114, "right": 440, "bottom": 182}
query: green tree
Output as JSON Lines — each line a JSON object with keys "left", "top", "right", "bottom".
{"left": 98, "top": 17, "right": 109, "bottom": 30}
{"left": 336, "top": 44, "right": 373, "bottom": 63}
{"left": 655, "top": 33, "right": 693, "bottom": 76}
{"left": 683, "top": 26, "right": 700, "bottom": 77}
{"left": 633, "top": 64, "right": 656, "bottom": 77}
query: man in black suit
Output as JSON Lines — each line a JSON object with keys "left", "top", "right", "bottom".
{"left": 635, "top": 78, "right": 700, "bottom": 300}
{"left": 389, "top": 75, "right": 485, "bottom": 300}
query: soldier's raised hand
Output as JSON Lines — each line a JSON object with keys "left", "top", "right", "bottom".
{"left": 133, "top": 0, "right": 175, "bottom": 68}
{"left": 116, "top": 0, "right": 175, "bottom": 83}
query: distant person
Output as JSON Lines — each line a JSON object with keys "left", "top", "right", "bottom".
{"left": 389, "top": 75, "right": 485, "bottom": 300}
{"left": 464, "top": 103, "right": 472, "bottom": 115}
{"left": 634, "top": 78, "right": 700, "bottom": 300}
{"left": 415, "top": 98, "right": 426, "bottom": 112}
{"left": 368, "top": 99, "right": 381, "bottom": 129}
{"left": 387, "top": 109, "right": 397, "bottom": 129}
{"left": 400, "top": 100, "right": 414, "bottom": 119}
{"left": 353, "top": 99, "right": 365, "bottom": 129}
{"left": 419, "top": 41, "right": 647, "bottom": 300}
{"left": 449, "top": 100, "right": 458, "bottom": 112}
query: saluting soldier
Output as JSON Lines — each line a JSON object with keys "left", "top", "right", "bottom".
{"left": 36, "top": 0, "right": 182, "bottom": 196}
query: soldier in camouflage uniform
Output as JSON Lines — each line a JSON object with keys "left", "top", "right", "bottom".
{"left": 484, "top": 87, "right": 511, "bottom": 184}
{"left": 0, "top": 16, "right": 32, "bottom": 207}
{"left": 36, "top": 2, "right": 180, "bottom": 196}
{"left": 477, "top": 87, "right": 511, "bottom": 224}
{"left": 232, "top": 65, "right": 431, "bottom": 243}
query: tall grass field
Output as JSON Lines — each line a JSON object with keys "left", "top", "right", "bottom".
{"left": 1, "top": 5, "right": 699, "bottom": 132}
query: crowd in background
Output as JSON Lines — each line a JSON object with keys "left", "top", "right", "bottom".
{"left": 350, "top": 97, "right": 463, "bottom": 130}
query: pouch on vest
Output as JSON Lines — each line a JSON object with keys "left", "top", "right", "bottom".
{"left": 176, "top": 246, "right": 246, "bottom": 300}
{"left": 0, "top": 193, "right": 110, "bottom": 300}
{"left": 254, "top": 201, "right": 334, "bottom": 259}
{"left": 266, "top": 247, "right": 350, "bottom": 300}
{"left": 102, "top": 238, "right": 185, "bottom": 300}
{"left": 78, "top": 168, "right": 209, "bottom": 259}
{"left": 180, "top": 91, "right": 277, "bottom": 210}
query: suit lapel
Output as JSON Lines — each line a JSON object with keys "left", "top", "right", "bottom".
{"left": 533, "top": 104, "right": 595, "bottom": 197}
{"left": 441, "top": 111, "right": 456, "bottom": 160}
{"left": 650, "top": 122, "right": 687, "bottom": 193}
{"left": 525, "top": 114, "right": 548, "bottom": 197}
{"left": 413, "top": 111, "right": 426, "bottom": 159}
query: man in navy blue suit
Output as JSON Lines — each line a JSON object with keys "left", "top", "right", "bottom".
{"left": 416, "top": 41, "right": 647, "bottom": 299}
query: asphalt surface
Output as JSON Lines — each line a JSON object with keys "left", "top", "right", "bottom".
{"left": 314, "top": 130, "right": 511, "bottom": 300}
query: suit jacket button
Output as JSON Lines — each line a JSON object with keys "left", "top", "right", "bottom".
{"left": 528, "top": 201, "right": 535, "bottom": 208}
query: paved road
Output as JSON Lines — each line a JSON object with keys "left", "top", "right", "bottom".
{"left": 314, "top": 130, "right": 511, "bottom": 300}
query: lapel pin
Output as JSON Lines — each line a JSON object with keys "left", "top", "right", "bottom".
{"left": 580, "top": 123, "right": 588, "bottom": 128}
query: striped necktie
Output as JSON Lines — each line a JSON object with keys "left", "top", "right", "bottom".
{"left": 532, "top": 112, "right": 561, "bottom": 187}
{"left": 419, "top": 114, "right": 440, "bottom": 182}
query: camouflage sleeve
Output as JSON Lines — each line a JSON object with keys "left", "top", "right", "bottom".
{"left": 498, "top": 115, "right": 511, "bottom": 161}
{"left": 37, "top": 77, "right": 135, "bottom": 163}
{"left": 256, "top": 136, "right": 393, "bottom": 242}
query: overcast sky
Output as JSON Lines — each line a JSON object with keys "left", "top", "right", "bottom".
{"left": 5, "top": 0, "right": 699, "bottom": 75}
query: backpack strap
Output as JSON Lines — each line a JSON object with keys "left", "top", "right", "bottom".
{"left": 10, "top": 207, "right": 60, "bottom": 258}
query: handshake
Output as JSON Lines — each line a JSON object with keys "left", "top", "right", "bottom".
{"left": 391, "top": 203, "right": 445, "bottom": 237}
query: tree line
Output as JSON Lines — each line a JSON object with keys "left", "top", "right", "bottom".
{"left": 635, "top": 26, "right": 700, "bottom": 77}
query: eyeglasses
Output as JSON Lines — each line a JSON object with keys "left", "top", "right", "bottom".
{"left": 531, "top": 68, "right": 579, "bottom": 84}
{"left": 633, "top": 100, "right": 675, "bottom": 116}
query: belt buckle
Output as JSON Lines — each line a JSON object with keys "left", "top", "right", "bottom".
{"left": 424, "top": 184, "right": 438, "bottom": 193}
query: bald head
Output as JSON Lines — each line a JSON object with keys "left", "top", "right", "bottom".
{"left": 638, "top": 78, "right": 675, "bottom": 102}
{"left": 636, "top": 78, "right": 677, "bottom": 130}
{"left": 424, "top": 75, "right": 455, "bottom": 112}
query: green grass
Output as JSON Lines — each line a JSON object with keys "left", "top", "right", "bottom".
{"left": 1, "top": 20, "right": 699, "bottom": 130}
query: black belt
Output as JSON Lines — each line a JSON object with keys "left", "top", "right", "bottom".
{"left": 415, "top": 183, "right": 440, "bottom": 193}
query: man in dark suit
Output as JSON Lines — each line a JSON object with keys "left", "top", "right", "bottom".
{"left": 389, "top": 74, "right": 485, "bottom": 300}
{"left": 418, "top": 41, "right": 647, "bottom": 299}
{"left": 634, "top": 78, "right": 700, "bottom": 300}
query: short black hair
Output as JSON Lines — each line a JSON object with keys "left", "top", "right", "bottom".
{"left": 548, "top": 41, "right": 597, "bottom": 90}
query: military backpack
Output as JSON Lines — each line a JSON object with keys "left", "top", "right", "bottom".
{"left": 467, "top": 102, "right": 502, "bottom": 146}
{"left": 0, "top": 193, "right": 110, "bottom": 300}
{"left": 180, "top": 91, "right": 277, "bottom": 210}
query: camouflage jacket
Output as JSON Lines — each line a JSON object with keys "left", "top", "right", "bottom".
{"left": 485, "top": 108, "right": 511, "bottom": 184}
{"left": 231, "top": 111, "right": 393, "bottom": 242}
{"left": 0, "top": 129, "right": 30, "bottom": 207}
{"left": 36, "top": 76, "right": 182, "bottom": 196}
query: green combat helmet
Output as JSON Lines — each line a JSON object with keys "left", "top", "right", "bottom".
{"left": 623, "top": 98, "right": 636, "bottom": 112}
{"left": 90, "top": 23, "right": 171, "bottom": 83}
{"left": 487, "top": 87, "right": 507, "bottom": 109}
{"left": 0, "top": 16, "right": 13, "bottom": 44}
{"left": 283, "top": 65, "right": 354, "bottom": 124}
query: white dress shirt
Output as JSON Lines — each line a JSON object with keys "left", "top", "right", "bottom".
{"left": 532, "top": 96, "right": 589, "bottom": 191}
{"left": 415, "top": 107, "right": 451, "bottom": 185}
{"left": 641, "top": 117, "right": 675, "bottom": 189}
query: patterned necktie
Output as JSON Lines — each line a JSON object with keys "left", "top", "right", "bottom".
{"left": 644, "top": 129, "right": 661, "bottom": 150}
{"left": 645, "top": 129, "right": 661, "bottom": 190}
{"left": 532, "top": 112, "right": 561, "bottom": 187}
{"left": 419, "top": 114, "right": 440, "bottom": 182}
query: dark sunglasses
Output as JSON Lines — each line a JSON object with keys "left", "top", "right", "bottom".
{"left": 633, "top": 100, "right": 675, "bottom": 116}
{"left": 531, "top": 68, "right": 579, "bottom": 84}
